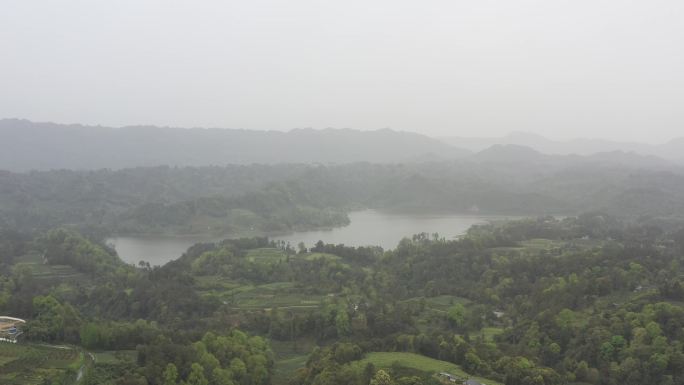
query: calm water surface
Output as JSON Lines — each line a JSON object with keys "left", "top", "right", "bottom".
{"left": 108, "top": 210, "right": 510, "bottom": 265}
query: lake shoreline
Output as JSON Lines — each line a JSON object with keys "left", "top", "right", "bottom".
{"left": 107, "top": 210, "right": 525, "bottom": 266}
{"left": 106, "top": 208, "right": 535, "bottom": 239}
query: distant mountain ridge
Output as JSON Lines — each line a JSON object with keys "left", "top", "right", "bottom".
{"left": 3, "top": 119, "right": 680, "bottom": 172}
{"left": 442, "top": 131, "right": 684, "bottom": 162}
{"left": 468, "top": 144, "right": 674, "bottom": 169}
{"left": 0, "top": 119, "right": 471, "bottom": 171}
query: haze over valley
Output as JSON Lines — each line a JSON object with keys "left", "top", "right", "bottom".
{"left": 3, "top": 119, "right": 684, "bottom": 172}
{"left": 4, "top": 121, "right": 684, "bottom": 385}
{"left": 4, "top": 1, "right": 684, "bottom": 385}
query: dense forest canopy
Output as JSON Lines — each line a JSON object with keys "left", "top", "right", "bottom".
{"left": 3, "top": 156, "right": 684, "bottom": 236}
{"left": 3, "top": 215, "right": 684, "bottom": 385}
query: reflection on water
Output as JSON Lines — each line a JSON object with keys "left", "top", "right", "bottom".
{"left": 273, "top": 210, "right": 504, "bottom": 249}
{"left": 106, "top": 234, "right": 219, "bottom": 266}
{"left": 108, "top": 210, "right": 511, "bottom": 266}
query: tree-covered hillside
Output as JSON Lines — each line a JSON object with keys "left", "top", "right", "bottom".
{"left": 3, "top": 215, "right": 684, "bottom": 384}
{"left": 3, "top": 160, "right": 684, "bottom": 236}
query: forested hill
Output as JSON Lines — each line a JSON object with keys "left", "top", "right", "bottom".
{"left": 3, "top": 158, "right": 684, "bottom": 235}
{"left": 442, "top": 131, "right": 684, "bottom": 162}
{"left": 6, "top": 215, "right": 684, "bottom": 384}
{"left": 0, "top": 119, "right": 470, "bottom": 171}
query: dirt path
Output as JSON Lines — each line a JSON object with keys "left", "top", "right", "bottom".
{"left": 75, "top": 352, "right": 94, "bottom": 384}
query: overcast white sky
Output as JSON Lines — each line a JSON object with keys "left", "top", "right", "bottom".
{"left": 1, "top": 0, "right": 683, "bottom": 142}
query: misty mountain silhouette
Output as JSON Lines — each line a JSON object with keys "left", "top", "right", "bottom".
{"left": 0, "top": 119, "right": 470, "bottom": 171}
{"left": 442, "top": 132, "right": 684, "bottom": 162}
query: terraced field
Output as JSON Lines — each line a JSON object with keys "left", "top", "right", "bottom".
{"left": 197, "top": 248, "right": 342, "bottom": 311}
{"left": 13, "top": 253, "right": 91, "bottom": 285}
{"left": 225, "top": 282, "right": 326, "bottom": 310}
{"left": 0, "top": 343, "right": 83, "bottom": 385}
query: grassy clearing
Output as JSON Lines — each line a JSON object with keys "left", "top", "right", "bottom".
{"left": 354, "top": 352, "right": 502, "bottom": 385}
{"left": 246, "top": 248, "right": 288, "bottom": 263}
{"left": 300, "top": 252, "right": 340, "bottom": 261}
{"left": 212, "top": 281, "right": 325, "bottom": 311}
{"left": 270, "top": 338, "right": 317, "bottom": 385}
{"left": 273, "top": 355, "right": 307, "bottom": 384}
{"left": 480, "top": 327, "right": 504, "bottom": 343}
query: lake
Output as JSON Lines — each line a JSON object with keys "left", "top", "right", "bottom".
{"left": 107, "top": 210, "right": 510, "bottom": 266}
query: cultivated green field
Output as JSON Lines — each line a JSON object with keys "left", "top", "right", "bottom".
{"left": 269, "top": 338, "right": 317, "bottom": 385}
{"left": 0, "top": 343, "right": 83, "bottom": 385}
{"left": 92, "top": 350, "right": 137, "bottom": 364}
{"left": 13, "top": 253, "right": 92, "bottom": 286}
{"left": 195, "top": 248, "right": 349, "bottom": 311}
{"left": 353, "top": 352, "right": 502, "bottom": 385}
{"left": 300, "top": 252, "right": 341, "bottom": 261}
{"left": 246, "top": 248, "right": 288, "bottom": 263}
{"left": 489, "top": 237, "right": 602, "bottom": 256}
{"left": 207, "top": 280, "right": 325, "bottom": 310}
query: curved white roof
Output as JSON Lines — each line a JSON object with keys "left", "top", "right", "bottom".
{"left": 0, "top": 316, "right": 26, "bottom": 323}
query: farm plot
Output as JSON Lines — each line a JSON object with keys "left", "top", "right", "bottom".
{"left": 0, "top": 343, "right": 82, "bottom": 385}
{"left": 353, "top": 352, "right": 502, "bottom": 385}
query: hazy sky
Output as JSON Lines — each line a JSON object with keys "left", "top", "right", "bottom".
{"left": 2, "top": 0, "right": 683, "bottom": 142}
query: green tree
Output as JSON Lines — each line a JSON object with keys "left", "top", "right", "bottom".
{"left": 186, "top": 363, "right": 208, "bottom": 385}
{"left": 335, "top": 310, "right": 351, "bottom": 336}
{"left": 230, "top": 358, "right": 247, "bottom": 380}
{"left": 447, "top": 303, "right": 466, "bottom": 329}
{"left": 212, "top": 367, "right": 235, "bottom": 385}
{"left": 371, "top": 369, "right": 394, "bottom": 385}
{"left": 163, "top": 363, "right": 179, "bottom": 385}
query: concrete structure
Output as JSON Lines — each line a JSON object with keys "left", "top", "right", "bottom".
{"left": 0, "top": 316, "right": 26, "bottom": 343}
